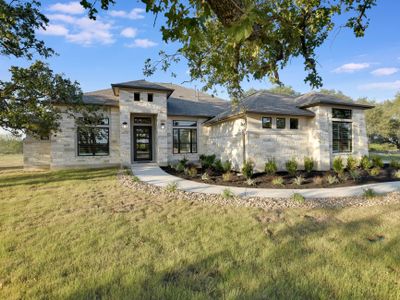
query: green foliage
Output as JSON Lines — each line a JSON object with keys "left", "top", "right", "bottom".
{"left": 0, "top": 135, "right": 23, "bottom": 154}
{"left": 390, "top": 159, "right": 400, "bottom": 169}
{"left": 264, "top": 158, "right": 278, "bottom": 175}
{"left": 349, "top": 170, "right": 361, "bottom": 182}
{"left": 360, "top": 155, "right": 372, "bottom": 170}
{"left": 338, "top": 172, "right": 349, "bottom": 182}
{"left": 370, "top": 155, "right": 384, "bottom": 168}
{"left": 166, "top": 181, "right": 178, "bottom": 193}
{"left": 369, "top": 143, "right": 397, "bottom": 152}
{"left": 292, "top": 193, "right": 305, "bottom": 204}
{"left": 175, "top": 162, "right": 185, "bottom": 173}
{"left": 213, "top": 159, "right": 224, "bottom": 173}
{"left": 246, "top": 178, "right": 256, "bottom": 186}
{"left": 346, "top": 156, "right": 358, "bottom": 171}
{"left": 293, "top": 176, "right": 304, "bottom": 186}
{"left": 303, "top": 157, "right": 314, "bottom": 174}
{"left": 221, "top": 188, "right": 235, "bottom": 199}
{"left": 222, "top": 171, "right": 233, "bottom": 182}
{"left": 363, "top": 188, "right": 377, "bottom": 199}
{"left": 132, "top": 176, "right": 140, "bottom": 183}
{"left": 272, "top": 176, "right": 284, "bottom": 186}
{"left": 392, "top": 170, "right": 400, "bottom": 179}
{"left": 326, "top": 175, "right": 339, "bottom": 185}
{"left": 199, "top": 154, "right": 216, "bottom": 169}
{"left": 222, "top": 160, "right": 232, "bottom": 173}
{"left": 369, "top": 167, "right": 381, "bottom": 176}
{"left": 246, "top": 85, "right": 300, "bottom": 97}
{"left": 241, "top": 160, "right": 254, "bottom": 179}
{"left": 187, "top": 166, "right": 198, "bottom": 178}
{"left": 285, "top": 158, "right": 298, "bottom": 176}
{"left": 201, "top": 172, "right": 210, "bottom": 181}
{"left": 332, "top": 157, "right": 345, "bottom": 175}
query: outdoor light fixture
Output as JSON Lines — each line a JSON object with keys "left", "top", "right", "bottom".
{"left": 160, "top": 122, "right": 166, "bottom": 129}
{"left": 122, "top": 121, "right": 128, "bottom": 129}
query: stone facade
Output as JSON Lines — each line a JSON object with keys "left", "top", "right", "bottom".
{"left": 23, "top": 136, "right": 51, "bottom": 169}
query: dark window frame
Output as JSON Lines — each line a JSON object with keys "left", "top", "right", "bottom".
{"left": 172, "top": 120, "right": 197, "bottom": 127}
{"left": 332, "top": 121, "right": 352, "bottom": 153}
{"left": 147, "top": 93, "right": 153, "bottom": 102}
{"left": 332, "top": 108, "right": 352, "bottom": 119}
{"left": 172, "top": 120, "right": 198, "bottom": 154}
{"left": 290, "top": 118, "right": 299, "bottom": 130}
{"left": 134, "top": 92, "right": 140, "bottom": 101}
{"left": 133, "top": 117, "right": 152, "bottom": 124}
{"left": 77, "top": 126, "right": 110, "bottom": 156}
{"left": 276, "top": 117, "right": 286, "bottom": 129}
{"left": 262, "top": 117, "right": 272, "bottom": 129}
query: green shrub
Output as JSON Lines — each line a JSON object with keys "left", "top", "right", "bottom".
{"left": 213, "top": 159, "right": 224, "bottom": 173}
{"left": 326, "top": 175, "right": 339, "bottom": 185}
{"left": 201, "top": 172, "right": 210, "bottom": 181}
{"left": 390, "top": 159, "right": 400, "bottom": 170}
{"left": 180, "top": 157, "right": 188, "bottom": 166}
{"left": 246, "top": 178, "right": 256, "bottom": 186}
{"left": 338, "top": 172, "right": 349, "bottom": 182}
{"left": 313, "top": 176, "right": 323, "bottom": 185}
{"left": 293, "top": 175, "right": 304, "bottom": 186}
{"left": 303, "top": 157, "right": 314, "bottom": 174}
{"left": 242, "top": 160, "right": 254, "bottom": 179}
{"left": 264, "top": 158, "right": 278, "bottom": 175}
{"left": 199, "top": 154, "right": 216, "bottom": 169}
{"left": 222, "top": 188, "right": 235, "bottom": 199}
{"left": 166, "top": 182, "right": 178, "bottom": 193}
{"left": 371, "top": 155, "right": 384, "bottom": 168}
{"left": 285, "top": 158, "right": 298, "bottom": 176}
{"left": 132, "top": 175, "right": 140, "bottom": 183}
{"left": 349, "top": 170, "right": 361, "bottom": 182}
{"left": 369, "top": 167, "right": 381, "bottom": 176}
{"left": 222, "top": 160, "right": 232, "bottom": 172}
{"left": 363, "top": 188, "right": 377, "bottom": 199}
{"left": 292, "top": 193, "right": 305, "bottom": 204}
{"left": 346, "top": 155, "right": 358, "bottom": 171}
{"left": 332, "top": 157, "right": 345, "bottom": 175}
{"left": 175, "top": 162, "right": 185, "bottom": 173}
{"left": 360, "top": 155, "right": 372, "bottom": 170}
{"left": 187, "top": 166, "right": 198, "bottom": 177}
{"left": 392, "top": 170, "right": 400, "bottom": 179}
{"left": 0, "top": 135, "right": 23, "bottom": 154}
{"left": 222, "top": 171, "right": 233, "bottom": 182}
{"left": 272, "top": 176, "right": 284, "bottom": 186}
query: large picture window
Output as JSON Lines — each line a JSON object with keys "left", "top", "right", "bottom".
{"left": 173, "top": 120, "right": 197, "bottom": 154}
{"left": 332, "top": 121, "right": 352, "bottom": 153}
{"left": 332, "top": 108, "right": 352, "bottom": 119}
{"left": 77, "top": 118, "right": 110, "bottom": 156}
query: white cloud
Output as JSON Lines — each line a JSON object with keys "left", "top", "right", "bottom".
{"left": 49, "top": 1, "right": 84, "bottom": 14}
{"left": 359, "top": 80, "right": 400, "bottom": 90}
{"left": 333, "top": 63, "right": 370, "bottom": 73}
{"left": 120, "top": 27, "right": 138, "bottom": 38}
{"left": 109, "top": 8, "right": 145, "bottom": 20}
{"left": 47, "top": 14, "right": 76, "bottom": 23}
{"left": 371, "top": 67, "right": 399, "bottom": 76}
{"left": 39, "top": 24, "right": 69, "bottom": 36}
{"left": 126, "top": 39, "right": 157, "bottom": 48}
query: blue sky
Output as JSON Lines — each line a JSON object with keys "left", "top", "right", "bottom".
{"left": 1, "top": 0, "right": 400, "bottom": 102}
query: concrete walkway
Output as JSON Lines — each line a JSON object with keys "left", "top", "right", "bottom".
{"left": 132, "top": 163, "right": 400, "bottom": 199}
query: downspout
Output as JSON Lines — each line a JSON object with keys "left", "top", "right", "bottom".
{"left": 242, "top": 118, "right": 247, "bottom": 166}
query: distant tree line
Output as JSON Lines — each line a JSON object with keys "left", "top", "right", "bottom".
{"left": 0, "top": 135, "right": 23, "bottom": 154}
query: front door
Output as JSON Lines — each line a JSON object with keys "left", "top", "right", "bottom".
{"left": 133, "top": 126, "right": 152, "bottom": 161}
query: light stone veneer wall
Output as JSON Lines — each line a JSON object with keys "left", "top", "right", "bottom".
{"left": 167, "top": 116, "right": 208, "bottom": 164}
{"left": 119, "top": 89, "right": 168, "bottom": 166}
{"left": 246, "top": 113, "right": 313, "bottom": 172}
{"left": 23, "top": 136, "right": 51, "bottom": 169}
{"left": 203, "top": 118, "right": 245, "bottom": 171}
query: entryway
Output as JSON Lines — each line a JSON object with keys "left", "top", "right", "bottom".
{"left": 133, "top": 125, "right": 153, "bottom": 162}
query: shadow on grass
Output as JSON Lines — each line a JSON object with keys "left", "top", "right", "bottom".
{"left": 0, "top": 167, "right": 117, "bottom": 188}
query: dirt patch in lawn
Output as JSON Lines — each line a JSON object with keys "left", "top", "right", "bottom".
{"left": 161, "top": 166, "right": 400, "bottom": 189}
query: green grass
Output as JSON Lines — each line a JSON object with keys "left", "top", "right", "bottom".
{"left": 1, "top": 168, "right": 400, "bottom": 299}
{"left": 370, "top": 152, "right": 400, "bottom": 162}
{"left": 369, "top": 143, "right": 398, "bottom": 152}
{"left": 0, "top": 154, "right": 23, "bottom": 169}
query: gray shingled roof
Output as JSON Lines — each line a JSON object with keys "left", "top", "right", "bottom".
{"left": 111, "top": 80, "right": 174, "bottom": 96}
{"left": 205, "top": 91, "right": 315, "bottom": 125}
{"left": 82, "top": 89, "right": 119, "bottom": 106}
{"left": 296, "top": 92, "right": 374, "bottom": 109}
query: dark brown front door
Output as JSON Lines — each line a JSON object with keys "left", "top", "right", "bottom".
{"left": 133, "top": 126, "right": 152, "bottom": 161}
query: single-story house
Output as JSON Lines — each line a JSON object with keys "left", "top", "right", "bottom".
{"left": 23, "top": 79, "right": 374, "bottom": 171}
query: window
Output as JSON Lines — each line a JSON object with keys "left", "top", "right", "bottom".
{"left": 133, "top": 117, "right": 152, "bottom": 124}
{"left": 77, "top": 127, "right": 109, "bottom": 156}
{"left": 332, "top": 122, "right": 352, "bottom": 153}
{"left": 173, "top": 120, "right": 197, "bottom": 154}
{"left": 262, "top": 117, "right": 272, "bottom": 129}
{"left": 147, "top": 93, "right": 153, "bottom": 102}
{"left": 290, "top": 118, "right": 299, "bottom": 129}
{"left": 134, "top": 92, "right": 140, "bottom": 101}
{"left": 332, "top": 108, "right": 352, "bottom": 119}
{"left": 276, "top": 117, "right": 286, "bottom": 129}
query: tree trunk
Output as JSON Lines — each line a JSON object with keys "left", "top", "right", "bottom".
{"left": 206, "top": 0, "right": 244, "bottom": 27}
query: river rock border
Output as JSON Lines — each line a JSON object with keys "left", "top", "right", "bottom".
{"left": 118, "top": 169, "right": 400, "bottom": 210}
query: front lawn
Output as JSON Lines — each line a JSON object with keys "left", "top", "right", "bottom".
{"left": 1, "top": 168, "right": 400, "bottom": 299}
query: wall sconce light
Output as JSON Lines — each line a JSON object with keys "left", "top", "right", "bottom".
{"left": 160, "top": 122, "right": 166, "bottom": 129}
{"left": 122, "top": 121, "right": 128, "bottom": 129}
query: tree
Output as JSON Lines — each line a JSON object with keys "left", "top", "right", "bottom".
{"left": 244, "top": 85, "right": 300, "bottom": 97}
{"left": 81, "top": 0, "right": 376, "bottom": 99}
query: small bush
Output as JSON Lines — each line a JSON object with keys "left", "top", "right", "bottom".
{"left": 313, "top": 176, "right": 323, "bottom": 185}
{"left": 132, "top": 176, "right": 140, "bottom": 183}
{"left": 369, "top": 167, "right": 381, "bottom": 176}
{"left": 285, "top": 158, "right": 298, "bottom": 176}
{"left": 363, "top": 188, "right": 377, "bottom": 199}
{"left": 338, "top": 172, "right": 349, "bottom": 182}
{"left": 222, "top": 171, "right": 233, "bottom": 182}
{"left": 349, "top": 170, "right": 361, "bottom": 182}
{"left": 222, "top": 160, "right": 232, "bottom": 173}
{"left": 332, "top": 157, "right": 344, "bottom": 175}
{"left": 293, "top": 175, "right": 305, "bottom": 186}
{"left": 390, "top": 159, "right": 400, "bottom": 169}
{"left": 371, "top": 155, "right": 384, "bottom": 168}
{"left": 242, "top": 160, "right": 254, "bottom": 179}
{"left": 326, "top": 175, "right": 339, "bottom": 185}
{"left": 166, "top": 182, "right": 178, "bottom": 193}
{"left": 180, "top": 157, "right": 188, "bottom": 166}
{"left": 213, "top": 159, "right": 224, "bottom": 173}
{"left": 264, "top": 158, "right": 278, "bottom": 175}
{"left": 222, "top": 188, "right": 235, "bottom": 199}
{"left": 187, "top": 166, "right": 198, "bottom": 177}
{"left": 246, "top": 178, "right": 256, "bottom": 186}
{"left": 392, "top": 170, "right": 400, "bottom": 179}
{"left": 201, "top": 172, "right": 210, "bottom": 181}
{"left": 346, "top": 155, "right": 358, "bottom": 171}
{"left": 360, "top": 155, "right": 372, "bottom": 170}
{"left": 272, "top": 176, "right": 284, "bottom": 186}
{"left": 199, "top": 154, "right": 216, "bottom": 169}
{"left": 304, "top": 157, "right": 314, "bottom": 174}
{"left": 292, "top": 193, "right": 305, "bottom": 204}
{"left": 176, "top": 162, "right": 185, "bottom": 173}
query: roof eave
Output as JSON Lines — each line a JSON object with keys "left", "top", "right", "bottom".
{"left": 111, "top": 84, "right": 174, "bottom": 98}
{"left": 299, "top": 102, "right": 375, "bottom": 110}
